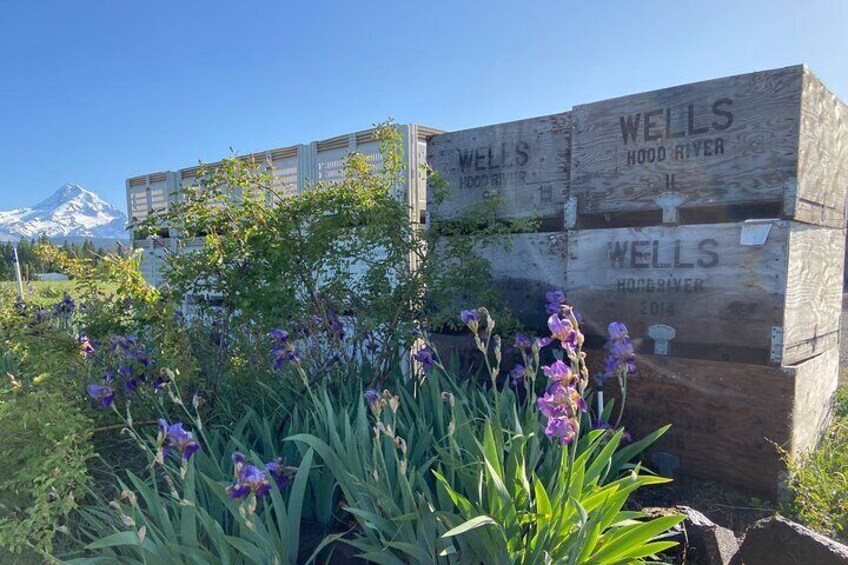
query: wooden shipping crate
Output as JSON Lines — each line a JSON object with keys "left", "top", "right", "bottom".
{"left": 588, "top": 348, "right": 838, "bottom": 493}
{"left": 571, "top": 65, "right": 848, "bottom": 229}
{"left": 427, "top": 113, "right": 571, "bottom": 225}
{"left": 566, "top": 221, "right": 845, "bottom": 366}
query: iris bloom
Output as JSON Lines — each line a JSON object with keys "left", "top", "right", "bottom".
{"left": 268, "top": 329, "right": 289, "bottom": 342}
{"left": 509, "top": 364, "right": 526, "bottom": 386}
{"left": 227, "top": 452, "right": 272, "bottom": 498}
{"left": 547, "top": 314, "right": 582, "bottom": 351}
{"left": 268, "top": 328, "right": 298, "bottom": 369}
{"left": 413, "top": 347, "right": 434, "bottom": 370}
{"left": 545, "top": 416, "right": 576, "bottom": 445}
{"left": 364, "top": 389, "right": 381, "bottom": 407}
{"left": 597, "top": 321, "right": 637, "bottom": 384}
{"left": 265, "top": 458, "right": 292, "bottom": 489}
{"left": 54, "top": 293, "right": 75, "bottom": 316}
{"left": 86, "top": 379, "right": 115, "bottom": 408}
{"left": 157, "top": 420, "right": 200, "bottom": 460}
{"left": 79, "top": 336, "right": 95, "bottom": 358}
{"left": 460, "top": 309, "right": 480, "bottom": 326}
{"left": 541, "top": 360, "right": 575, "bottom": 385}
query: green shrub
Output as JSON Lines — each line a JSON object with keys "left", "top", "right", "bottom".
{"left": 786, "top": 386, "right": 848, "bottom": 542}
{"left": 0, "top": 390, "right": 94, "bottom": 555}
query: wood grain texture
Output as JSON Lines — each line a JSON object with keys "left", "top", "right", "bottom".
{"left": 472, "top": 232, "right": 568, "bottom": 327}
{"left": 566, "top": 223, "right": 788, "bottom": 362}
{"left": 571, "top": 66, "right": 803, "bottom": 219}
{"left": 792, "top": 67, "right": 848, "bottom": 228}
{"left": 781, "top": 224, "right": 845, "bottom": 365}
{"left": 790, "top": 349, "right": 839, "bottom": 456}
{"left": 427, "top": 113, "right": 571, "bottom": 221}
{"left": 587, "top": 351, "right": 834, "bottom": 494}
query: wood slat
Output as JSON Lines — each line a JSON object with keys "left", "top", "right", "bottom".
{"left": 781, "top": 224, "right": 844, "bottom": 364}
{"left": 427, "top": 113, "right": 571, "bottom": 223}
{"left": 572, "top": 66, "right": 803, "bottom": 223}
{"left": 589, "top": 351, "right": 800, "bottom": 494}
{"left": 791, "top": 68, "right": 848, "bottom": 228}
{"left": 566, "top": 222, "right": 789, "bottom": 363}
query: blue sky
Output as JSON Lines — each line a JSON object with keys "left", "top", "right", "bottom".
{"left": 1, "top": 0, "right": 846, "bottom": 211}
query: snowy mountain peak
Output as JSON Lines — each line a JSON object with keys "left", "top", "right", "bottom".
{"left": 0, "top": 184, "right": 128, "bottom": 242}
{"left": 34, "top": 183, "right": 92, "bottom": 208}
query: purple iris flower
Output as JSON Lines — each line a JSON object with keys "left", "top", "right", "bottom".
{"left": 541, "top": 360, "right": 573, "bottom": 383}
{"left": 413, "top": 347, "right": 434, "bottom": 370}
{"left": 87, "top": 382, "right": 115, "bottom": 408}
{"left": 227, "top": 453, "right": 272, "bottom": 499}
{"left": 268, "top": 328, "right": 290, "bottom": 342}
{"left": 364, "top": 389, "right": 381, "bottom": 406}
{"left": 54, "top": 293, "right": 75, "bottom": 316}
{"left": 608, "top": 322, "right": 629, "bottom": 341}
{"left": 599, "top": 321, "right": 637, "bottom": 383}
{"left": 272, "top": 346, "right": 299, "bottom": 369}
{"left": 460, "top": 309, "right": 480, "bottom": 326}
{"left": 265, "top": 458, "right": 291, "bottom": 489}
{"left": 545, "top": 416, "right": 576, "bottom": 445}
{"left": 545, "top": 290, "right": 566, "bottom": 305}
{"left": 509, "top": 364, "right": 526, "bottom": 386}
{"left": 545, "top": 289, "right": 566, "bottom": 314}
{"left": 548, "top": 313, "right": 582, "bottom": 351}
{"left": 158, "top": 420, "right": 200, "bottom": 460}
{"left": 80, "top": 336, "right": 95, "bottom": 358}
{"left": 514, "top": 333, "right": 531, "bottom": 354}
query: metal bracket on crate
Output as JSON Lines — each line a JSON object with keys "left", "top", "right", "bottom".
{"left": 564, "top": 196, "right": 578, "bottom": 229}
{"left": 648, "top": 324, "right": 676, "bottom": 355}
{"left": 770, "top": 326, "right": 784, "bottom": 364}
{"left": 655, "top": 192, "right": 684, "bottom": 225}
{"left": 740, "top": 219, "right": 775, "bottom": 246}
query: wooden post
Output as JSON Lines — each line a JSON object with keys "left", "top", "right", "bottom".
{"left": 13, "top": 246, "right": 24, "bottom": 300}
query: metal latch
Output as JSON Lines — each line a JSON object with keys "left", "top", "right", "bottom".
{"left": 564, "top": 196, "right": 578, "bottom": 229}
{"left": 770, "top": 326, "right": 784, "bottom": 364}
{"left": 740, "top": 219, "right": 776, "bottom": 246}
{"left": 655, "top": 192, "right": 684, "bottom": 225}
{"left": 648, "top": 324, "right": 676, "bottom": 355}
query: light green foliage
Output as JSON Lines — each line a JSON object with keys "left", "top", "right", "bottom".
{"left": 284, "top": 362, "right": 678, "bottom": 563}
{"left": 0, "top": 390, "right": 94, "bottom": 555}
{"left": 137, "top": 123, "right": 517, "bottom": 381}
{"left": 435, "top": 426, "right": 680, "bottom": 564}
{"left": 786, "top": 386, "right": 848, "bottom": 542}
{"left": 69, "top": 408, "right": 317, "bottom": 564}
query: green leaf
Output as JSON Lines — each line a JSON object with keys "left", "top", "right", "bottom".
{"left": 85, "top": 530, "right": 143, "bottom": 550}
{"left": 286, "top": 448, "right": 314, "bottom": 564}
{"left": 442, "top": 515, "right": 499, "bottom": 538}
{"left": 592, "top": 514, "right": 685, "bottom": 564}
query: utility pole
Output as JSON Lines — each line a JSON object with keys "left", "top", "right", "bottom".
{"left": 13, "top": 246, "right": 24, "bottom": 300}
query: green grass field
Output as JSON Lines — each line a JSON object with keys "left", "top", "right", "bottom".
{"left": 1, "top": 280, "right": 76, "bottom": 306}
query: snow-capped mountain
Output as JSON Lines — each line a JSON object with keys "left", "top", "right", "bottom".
{"left": 0, "top": 184, "right": 128, "bottom": 241}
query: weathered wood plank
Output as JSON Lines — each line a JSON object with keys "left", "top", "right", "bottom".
{"left": 427, "top": 113, "right": 571, "bottom": 222}
{"left": 587, "top": 351, "right": 824, "bottom": 494}
{"left": 566, "top": 222, "right": 788, "bottom": 363}
{"left": 571, "top": 66, "right": 803, "bottom": 222}
{"left": 791, "top": 67, "right": 848, "bottom": 228}
{"left": 472, "top": 232, "right": 568, "bottom": 327}
{"left": 790, "top": 349, "right": 839, "bottom": 456}
{"left": 781, "top": 224, "right": 844, "bottom": 365}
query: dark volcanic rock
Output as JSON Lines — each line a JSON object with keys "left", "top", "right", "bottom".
{"left": 735, "top": 516, "right": 848, "bottom": 565}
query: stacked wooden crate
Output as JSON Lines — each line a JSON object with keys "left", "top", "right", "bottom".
{"left": 427, "top": 65, "right": 848, "bottom": 493}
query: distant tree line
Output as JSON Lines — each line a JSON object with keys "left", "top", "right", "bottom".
{"left": 0, "top": 236, "right": 117, "bottom": 280}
